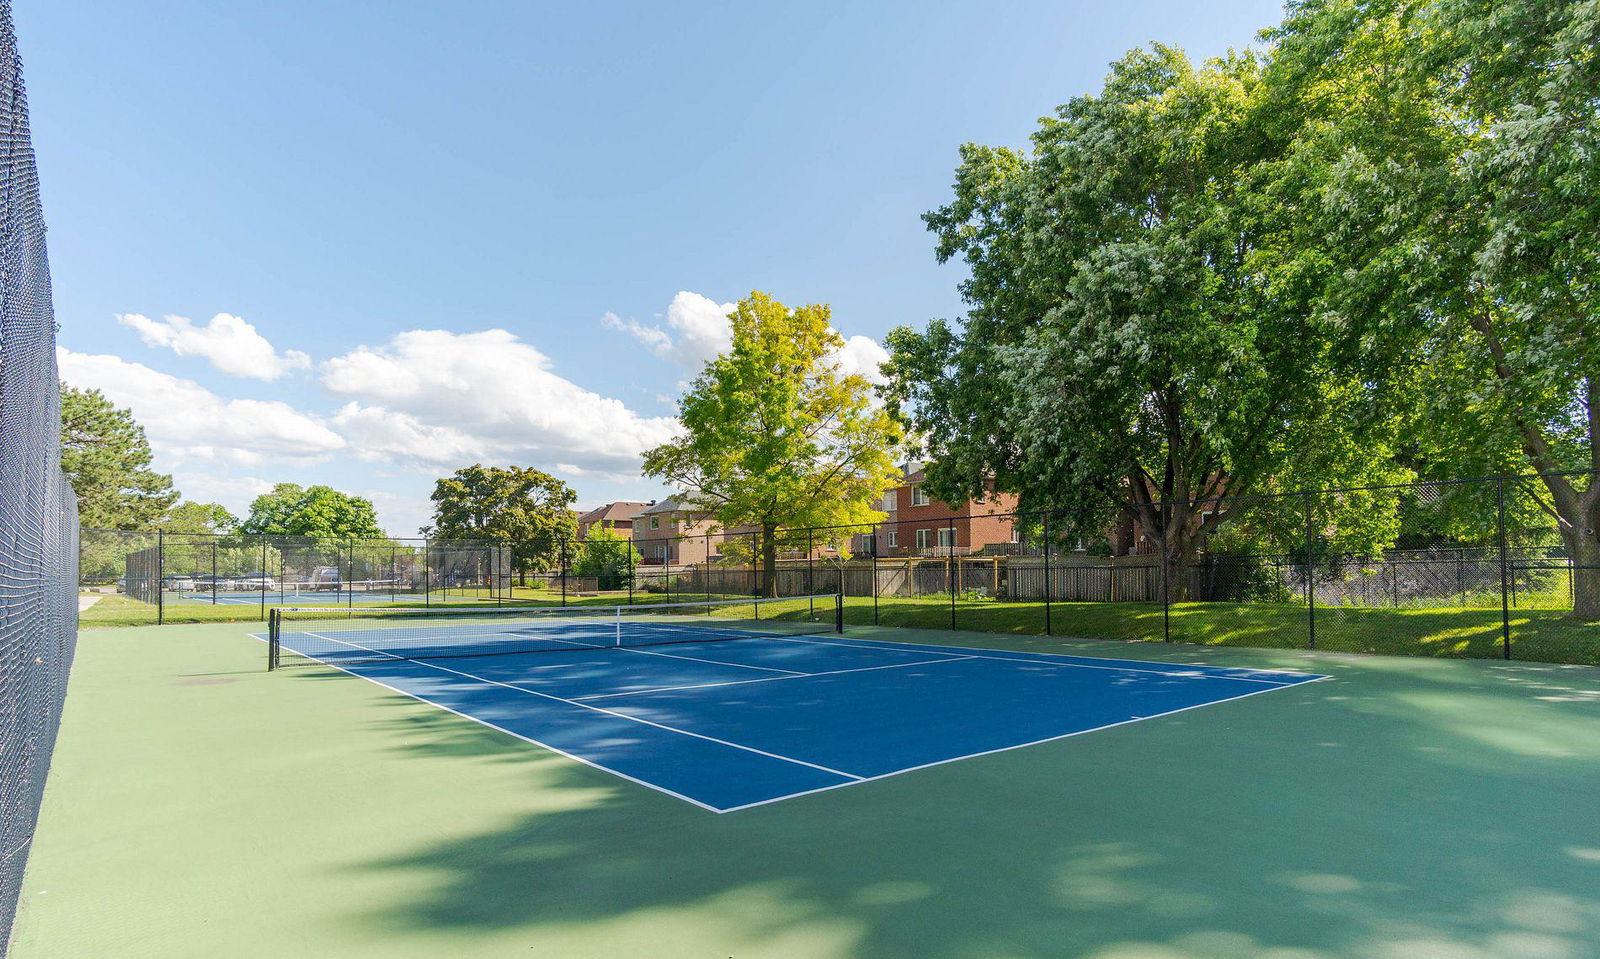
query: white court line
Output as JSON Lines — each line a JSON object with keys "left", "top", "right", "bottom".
{"left": 574, "top": 655, "right": 978, "bottom": 702}
{"left": 766, "top": 634, "right": 1325, "bottom": 686}
{"left": 276, "top": 651, "right": 729, "bottom": 812}
{"left": 717, "top": 674, "right": 1337, "bottom": 813}
{"left": 260, "top": 626, "right": 1331, "bottom": 813}
{"left": 297, "top": 630, "right": 864, "bottom": 782}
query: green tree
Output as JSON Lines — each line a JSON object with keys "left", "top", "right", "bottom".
{"left": 887, "top": 47, "right": 1403, "bottom": 597}
{"left": 156, "top": 501, "right": 239, "bottom": 535}
{"left": 1261, "top": 0, "right": 1599, "bottom": 616}
{"left": 60, "top": 385, "right": 178, "bottom": 529}
{"left": 570, "top": 526, "right": 642, "bottom": 590}
{"left": 643, "top": 291, "right": 902, "bottom": 596}
{"left": 426, "top": 465, "right": 577, "bottom": 577}
{"left": 240, "top": 483, "right": 383, "bottom": 539}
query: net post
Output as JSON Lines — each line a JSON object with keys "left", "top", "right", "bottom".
{"left": 834, "top": 591, "right": 843, "bottom": 633}
{"left": 267, "top": 608, "right": 281, "bottom": 670}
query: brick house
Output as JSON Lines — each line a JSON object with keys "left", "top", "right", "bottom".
{"left": 631, "top": 498, "right": 747, "bottom": 565}
{"left": 576, "top": 501, "right": 648, "bottom": 541}
{"left": 853, "top": 463, "right": 1020, "bottom": 557}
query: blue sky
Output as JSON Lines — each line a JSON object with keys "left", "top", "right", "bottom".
{"left": 21, "top": 0, "right": 1288, "bottom": 536}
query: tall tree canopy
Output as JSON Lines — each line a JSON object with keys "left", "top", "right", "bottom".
{"left": 60, "top": 386, "right": 178, "bottom": 529}
{"left": 426, "top": 465, "right": 577, "bottom": 574}
{"left": 885, "top": 46, "right": 1400, "bottom": 595}
{"left": 156, "top": 501, "right": 239, "bottom": 535}
{"left": 1260, "top": 0, "right": 1599, "bottom": 615}
{"left": 240, "top": 483, "right": 383, "bottom": 539}
{"left": 644, "top": 291, "right": 902, "bottom": 596}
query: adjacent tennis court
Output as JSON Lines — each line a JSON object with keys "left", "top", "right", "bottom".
{"left": 263, "top": 596, "right": 1326, "bottom": 811}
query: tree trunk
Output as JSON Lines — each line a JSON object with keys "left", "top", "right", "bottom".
{"left": 761, "top": 524, "right": 779, "bottom": 598}
{"left": 1564, "top": 527, "right": 1600, "bottom": 621}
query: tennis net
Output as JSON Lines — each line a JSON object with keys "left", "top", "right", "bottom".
{"left": 268, "top": 594, "right": 844, "bottom": 669}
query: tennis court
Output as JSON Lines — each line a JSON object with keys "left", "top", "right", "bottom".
{"left": 263, "top": 597, "right": 1326, "bottom": 811}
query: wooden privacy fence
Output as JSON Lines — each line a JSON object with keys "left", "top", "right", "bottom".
{"left": 631, "top": 556, "right": 1165, "bottom": 603}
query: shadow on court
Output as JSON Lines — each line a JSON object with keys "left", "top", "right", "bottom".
{"left": 321, "top": 644, "right": 1600, "bottom": 959}
{"left": 14, "top": 621, "right": 1600, "bottom": 959}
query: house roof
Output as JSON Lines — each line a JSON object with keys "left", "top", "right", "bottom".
{"left": 638, "top": 497, "right": 686, "bottom": 516}
{"left": 577, "top": 501, "right": 649, "bottom": 525}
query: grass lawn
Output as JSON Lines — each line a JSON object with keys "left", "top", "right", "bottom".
{"left": 12, "top": 620, "right": 1600, "bottom": 958}
{"left": 82, "top": 590, "right": 1600, "bottom": 665}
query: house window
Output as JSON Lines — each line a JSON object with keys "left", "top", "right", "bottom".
{"left": 879, "top": 491, "right": 897, "bottom": 511}
{"left": 937, "top": 528, "right": 955, "bottom": 548}
{"left": 859, "top": 534, "right": 876, "bottom": 555}
{"left": 1010, "top": 526, "right": 1020, "bottom": 543}
{"left": 887, "top": 530, "right": 898, "bottom": 547}
{"left": 915, "top": 528, "right": 932, "bottom": 549}
{"left": 910, "top": 484, "right": 931, "bottom": 507}
{"left": 650, "top": 517, "right": 660, "bottom": 529}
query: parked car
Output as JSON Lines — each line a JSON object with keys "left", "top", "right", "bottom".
{"left": 309, "top": 566, "right": 341, "bottom": 590}
{"left": 161, "top": 574, "right": 197, "bottom": 592}
{"left": 234, "top": 573, "right": 279, "bottom": 591}
{"left": 191, "top": 574, "right": 237, "bottom": 593}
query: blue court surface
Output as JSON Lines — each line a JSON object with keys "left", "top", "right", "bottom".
{"left": 270, "top": 628, "right": 1329, "bottom": 812}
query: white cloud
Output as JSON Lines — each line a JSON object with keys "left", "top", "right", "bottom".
{"left": 117, "top": 312, "right": 311, "bottom": 381}
{"left": 172, "top": 474, "right": 277, "bottom": 515}
{"left": 320, "top": 329, "right": 681, "bottom": 474}
{"left": 607, "top": 291, "right": 891, "bottom": 385}
{"left": 58, "top": 348, "right": 346, "bottom": 468}
{"left": 605, "top": 291, "right": 736, "bottom": 370}
{"left": 833, "top": 334, "right": 891, "bottom": 386}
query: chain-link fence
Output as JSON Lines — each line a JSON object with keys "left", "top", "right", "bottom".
{"left": 0, "top": 6, "right": 81, "bottom": 951}
{"left": 78, "top": 472, "right": 1600, "bottom": 666}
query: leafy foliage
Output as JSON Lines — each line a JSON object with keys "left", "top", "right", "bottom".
{"left": 156, "top": 501, "right": 239, "bottom": 535}
{"left": 60, "top": 385, "right": 177, "bottom": 529}
{"left": 570, "top": 526, "right": 642, "bottom": 590}
{"left": 427, "top": 465, "right": 577, "bottom": 574}
{"left": 643, "top": 291, "right": 902, "bottom": 595}
{"left": 1262, "top": 0, "right": 1599, "bottom": 614}
{"left": 887, "top": 46, "right": 1404, "bottom": 595}
{"left": 240, "top": 483, "right": 383, "bottom": 539}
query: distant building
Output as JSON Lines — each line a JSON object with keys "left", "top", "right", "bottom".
{"left": 576, "top": 501, "right": 648, "bottom": 541}
{"left": 630, "top": 498, "right": 727, "bottom": 565}
{"left": 853, "top": 462, "right": 1020, "bottom": 557}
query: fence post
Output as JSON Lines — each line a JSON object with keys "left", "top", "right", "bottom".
{"left": 210, "top": 539, "right": 218, "bottom": 606}
{"left": 807, "top": 528, "right": 815, "bottom": 615}
{"left": 871, "top": 541, "right": 879, "bottom": 625}
{"left": 560, "top": 537, "right": 569, "bottom": 607}
{"left": 156, "top": 529, "right": 165, "bottom": 625}
{"left": 1304, "top": 492, "right": 1316, "bottom": 650}
{"left": 1161, "top": 502, "right": 1171, "bottom": 644}
{"left": 948, "top": 522, "right": 957, "bottom": 631}
{"left": 1498, "top": 476, "right": 1512, "bottom": 659}
{"left": 1043, "top": 511, "right": 1052, "bottom": 636}
{"left": 260, "top": 535, "right": 268, "bottom": 620}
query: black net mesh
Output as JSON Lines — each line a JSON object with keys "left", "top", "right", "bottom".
{"left": 0, "top": 5, "right": 80, "bottom": 950}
